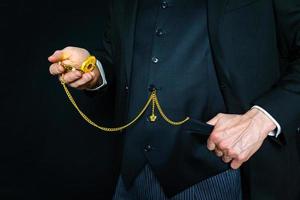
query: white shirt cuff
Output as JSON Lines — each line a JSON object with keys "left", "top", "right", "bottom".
{"left": 86, "top": 60, "right": 108, "bottom": 91}
{"left": 251, "top": 105, "right": 282, "bottom": 138}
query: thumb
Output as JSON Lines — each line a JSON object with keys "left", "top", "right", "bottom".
{"left": 48, "top": 50, "right": 69, "bottom": 63}
{"left": 207, "top": 113, "right": 223, "bottom": 126}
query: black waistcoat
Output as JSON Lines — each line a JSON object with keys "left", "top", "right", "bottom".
{"left": 121, "top": 0, "right": 230, "bottom": 197}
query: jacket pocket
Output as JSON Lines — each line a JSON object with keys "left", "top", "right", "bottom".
{"left": 182, "top": 118, "right": 214, "bottom": 138}
{"left": 177, "top": 118, "right": 230, "bottom": 178}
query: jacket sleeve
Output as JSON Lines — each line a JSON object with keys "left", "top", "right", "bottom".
{"left": 91, "top": 1, "right": 115, "bottom": 90}
{"left": 253, "top": 0, "right": 300, "bottom": 132}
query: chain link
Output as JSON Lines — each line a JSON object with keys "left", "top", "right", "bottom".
{"left": 61, "top": 81, "right": 190, "bottom": 132}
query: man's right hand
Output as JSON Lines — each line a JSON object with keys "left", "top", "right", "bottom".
{"left": 48, "top": 46, "right": 102, "bottom": 90}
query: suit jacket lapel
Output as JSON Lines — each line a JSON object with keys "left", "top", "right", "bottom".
{"left": 207, "top": 0, "right": 228, "bottom": 68}
{"left": 123, "top": 0, "right": 138, "bottom": 83}
{"left": 208, "top": 0, "right": 246, "bottom": 113}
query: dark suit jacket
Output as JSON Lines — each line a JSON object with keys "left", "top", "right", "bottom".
{"left": 95, "top": 0, "right": 300, "bottom": 199}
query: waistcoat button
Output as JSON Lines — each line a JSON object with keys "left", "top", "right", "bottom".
{"left": 144, "top": 144, "right": 152, "bottom": 152}
{"left": 161, "top": 1, "right": 168, "bottom": 9}
{"left": 156, "top": 28, "right": 165, "bottom": 37}
{"left": 148, "top": 84, "right": 157, "bottom": 92}
{"left": 152, "top": 57, "right": 159, "bottom": 64}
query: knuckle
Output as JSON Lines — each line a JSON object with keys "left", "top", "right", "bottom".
{"left": 210, "top": 132, "right": 220, "bottom": 142}
{"left": 210, "top": 135, "right": 217, "bottom": 143}
{"left": 64, "top": 46, "right": 72, "bottom": 50}
{"left": 78, "top": 47, "right": 85, "bottom": 52}
{"left": 241, "top": 154, "right": 250, "bottom": 162}
{"left": 218, "top": 142, "right": 228, "bottom": 150}
{"left": 237, "top": 155, "right": 246, "bottom": 162}
{"left": 227, "top": 149, "right": 237, "bottom": 157}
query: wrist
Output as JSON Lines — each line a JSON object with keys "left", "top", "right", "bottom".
{"left": 249, "top": 108, "right": 277, "bottom": 133}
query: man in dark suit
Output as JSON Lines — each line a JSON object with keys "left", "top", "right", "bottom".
{"left": 49, "top": 0, "right": 300, "bottom": 199}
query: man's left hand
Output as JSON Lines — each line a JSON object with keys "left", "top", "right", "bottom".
{"left": 207, "top": 108, "right": 276, "bottom": 169}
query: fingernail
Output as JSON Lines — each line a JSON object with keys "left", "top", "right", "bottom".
{"left": 207, "top": 145, "right": 214, "bottom": 151}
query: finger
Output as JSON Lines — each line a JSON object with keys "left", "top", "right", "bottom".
{"left": 230, "top": 151, "right": 250, "bottom": 169}
{"left": 229, "top": 132, "right": 255, "bottom": 158}
{"left": 207, "top": 137, "right": 216, "bottom": 151}
{"left": 62, "top": 70, "right": 83, "bottom": 84}
{"left": 48, "top": 50, "right": 70, "bottom": 63}
{"left": 49, "top": 63, "right": 65, "bottom": 75}
{"left": 69, "top": 73, "right": 93, "bottom": 88}
{"left": 231, "top": 141, "right": 262, "bottom": 166}
{"left": 76, "top": 72, "right": 96, "bottom": 90}
{"left": 61, "top": 59, "right": 80, "bottom": 69}
{"left": 207, "top": 128, "right": 224, "bottom": 151}
{"left": 214, "top": 129, "right": 232, "bottom": 148}
{"left": 230, "top": 159, "right": 243, "bottom": 169}
{"left": 215, "top": 148, "right": 223, "bottom": 157}
{"left": 222, "top": 156, "right": 232, "bottom": 163}
{"left": 207, "top": 113, "right": 224, "bottom": 126}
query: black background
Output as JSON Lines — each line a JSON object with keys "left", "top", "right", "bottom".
{"left": 0, "top": 0, "right": 121, "bottom": 199}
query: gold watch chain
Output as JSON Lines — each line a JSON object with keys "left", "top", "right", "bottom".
{"left": 61, "top": 81, "right": 189, "bottom": 132}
